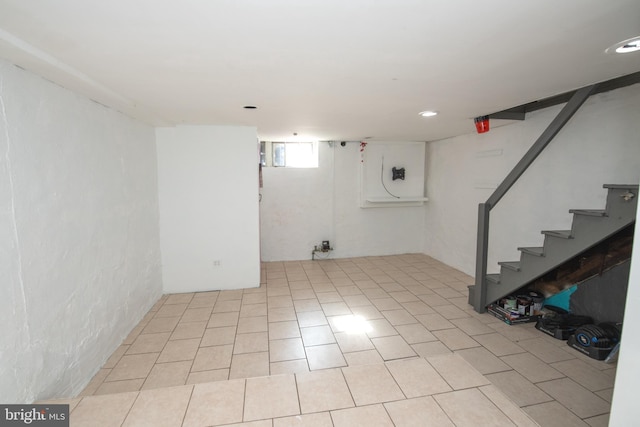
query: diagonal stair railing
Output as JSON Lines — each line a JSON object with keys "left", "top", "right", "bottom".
{"left": 471, "top": 84, "right": 598, "bottom": 313}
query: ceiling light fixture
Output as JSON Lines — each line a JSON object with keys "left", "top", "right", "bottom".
{"left": 418, "top": 111, "right": 438, "bottom": 117}
{"left": 606, "top": 36, "right": 640, "bottom": 54}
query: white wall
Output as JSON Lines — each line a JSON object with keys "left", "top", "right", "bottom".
{"left": 260, "top": 141, "right": 426, "bottom": 261}
{"left": 609, "top": 179, "right": 640, "bottom": 425}
{"left": 360, "top": 141, "right": 426, "bottom": 205}
{"left": 424, "top": 84, "right": 640, "bottom": 276}
{"left": 0, "top": 60, "right": 162, "bottom": 403}
{"left": 259, "top": 142, "right": 334, "bottom": 261}
{"left": 156, "top": 126, "right": 260, "bottom": 292}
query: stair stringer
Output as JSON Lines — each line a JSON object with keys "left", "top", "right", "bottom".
{"left": 483, "top": 184, "right": 638, "bottom": 305}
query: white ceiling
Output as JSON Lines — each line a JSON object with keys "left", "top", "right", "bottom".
{"left": 1, "top": 0, "right": 639, "bottom": 142}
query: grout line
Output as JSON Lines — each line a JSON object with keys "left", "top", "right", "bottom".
{"left": 240, "top": 377, "right": 247, "bottom": 422}
{"left": 178, "top": 384, "right": 195, "bottom": 426}
{"left": 338, "top": 366, "right": 357, "bottom": 409}
{"left": 293, "top": 372, "right": 302, "bottom": 420}
{"left": 119, "top": 389, "right": 141, "bottom": 426}
{"left": 431, "top": 390, "right": 460, "bottom": 426}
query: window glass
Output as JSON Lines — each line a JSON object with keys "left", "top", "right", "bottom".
{"left": 285, "top": 142, "right": 316, "bottom": 167}
{"left": 261, "top": 141, "right": 318, "bottom": 168}
{"left": 273, "top": 142, "right": 286, "bottom": 167}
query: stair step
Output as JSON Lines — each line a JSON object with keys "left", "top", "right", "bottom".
{"left": 476, "top": 183, "right": 638, "bottom": 312}
{"left": 498, "top": 261, "right": 521, "bottom": 272}
{"left": 569, "top": 209, "right": 607, "bottom": 217}
{"left": 486, "top": 274, "right": 501, "bottom": 284}
{"left": 541, "top": 230, "right": 572, "bottom": 239}
{"left": 518, "top": 246, "right": 544, "bottom": 257}
{"left": 603, "top": 184, "right": 639, "bottom": 190}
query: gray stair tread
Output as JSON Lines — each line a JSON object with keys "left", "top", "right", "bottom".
{"left": 569, "top": 209, "right": 607, "bottom": 216}
{"left": 603, "top": 184, "right": 639, "bottom": 190}
{"left": 518, "top": 246, "right": 544, "bottom": 256}
{"left": 486, "top": 274, "right": 501, "bottom": 284}
{"left": 473, "top": 183, "right": 639, "bottom": 313}
{"left": 498, "top": 261, "right": 521, "bottom": 271}
{"left": 541, "top": 230, "right": 572, "bottom": 238}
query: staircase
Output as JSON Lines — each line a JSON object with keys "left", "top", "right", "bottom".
{"left": 469, "top": 184, "right": 638, "bottom": 310}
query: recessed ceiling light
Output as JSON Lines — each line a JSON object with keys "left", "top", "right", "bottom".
{"left": 617, "top": 40, "right": 640, "bottom": 53}
{"left": 606, "top": 36, "right": 640, "bottom": 54}
{"left": 418, "top": 111, "right": 438, "bottom": 117}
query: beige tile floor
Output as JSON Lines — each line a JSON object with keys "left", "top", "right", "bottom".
{"left": 56, "top": 254, "right": 616, "bottom": 426}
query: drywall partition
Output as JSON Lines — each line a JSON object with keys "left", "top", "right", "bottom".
{"left": 0, "top": 59, "right": 162, "bottom": 403}
{"left": 156, "top": 126, "right": 260, "bottom": 293}
{"left": 260, "top": 141, "right": 426, "bottom": 261}
{"left": 424, "top": 83, "right": 640, "bottom": 277}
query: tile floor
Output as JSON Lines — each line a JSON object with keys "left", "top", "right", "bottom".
{"left": 56, "top": 254, "right": 616, "bottom": 426}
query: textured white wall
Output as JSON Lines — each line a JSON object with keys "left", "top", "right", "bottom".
{"left": 424, "top": 84, "right": 640, "bottom": 276}
{"left": 156, "top": 126, "right": 260, "bottom": 292}
{"left": 260, "top": 141, "right": 426, "bottom": 261}
{"left": 0, "top": 60, "right": 162, "bottom": 402}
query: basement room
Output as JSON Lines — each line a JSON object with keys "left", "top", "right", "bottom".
{"left": 1, "top": 1, "right": 640, "bottom": 426}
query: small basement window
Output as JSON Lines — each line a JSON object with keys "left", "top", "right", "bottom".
{"left": 260, "top": 141, "right": 318, "bottom": 168}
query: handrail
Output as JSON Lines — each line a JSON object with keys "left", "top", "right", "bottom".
{"left": 472, "top": 84, "right": 598, "bottom": 312}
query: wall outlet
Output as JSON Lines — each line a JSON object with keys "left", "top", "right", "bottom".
{"left": 212, "top": 260, "right": 221, "bottom": 267}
